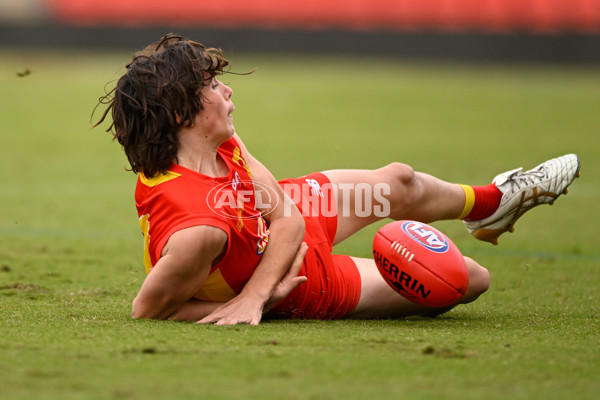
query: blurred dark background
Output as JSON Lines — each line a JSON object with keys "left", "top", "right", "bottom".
{"left": 1, "top": 0, "right": 599, "bottom": 63}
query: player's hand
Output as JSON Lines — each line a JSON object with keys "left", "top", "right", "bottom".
{"left": 197, "top": 243, "right": 308, "bottom": 326}
{"left": 196, "top": 291, "right": 265, "bottom": 326}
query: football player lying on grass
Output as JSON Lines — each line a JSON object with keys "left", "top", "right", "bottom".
{"left": 94, "top": 34, "right": 581, "bottom": 325}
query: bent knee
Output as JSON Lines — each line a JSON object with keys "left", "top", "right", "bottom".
{"left": 462, "top": 257, "right": 490, "bottom": 303}
{"left": 378, "top": 162, "right": 419, "bottom": 209}
{"left": 471, "top": 265, "right": 491, "bottom": 295}
{"left": 379, "top": 162, "right": 416, "bottom": 185}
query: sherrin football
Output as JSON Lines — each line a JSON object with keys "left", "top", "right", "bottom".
{"left": 373, "top": 220, "right": 469, "bottom": 308}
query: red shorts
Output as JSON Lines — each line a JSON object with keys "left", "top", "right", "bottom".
{"left": 268, "top": 172, "right": 362, "bottom": 319}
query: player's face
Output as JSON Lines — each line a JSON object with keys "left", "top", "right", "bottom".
{"left": 195, "top": 77, "right": 235, "bottom": 141}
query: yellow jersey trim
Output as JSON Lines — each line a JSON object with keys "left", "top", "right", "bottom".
{"left": 193, "top": 268, "right": 237, "bottom": 302}
{"left": 140, "top": 171, "right": 181, "bottom": 187}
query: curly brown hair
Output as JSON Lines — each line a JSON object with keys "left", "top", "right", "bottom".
{"left": 94, "top": 33, "right": 230, "bottom": 177}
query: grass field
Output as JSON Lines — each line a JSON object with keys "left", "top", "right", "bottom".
{"left": 1, "top": 47, "right": 599, "bottom": 400}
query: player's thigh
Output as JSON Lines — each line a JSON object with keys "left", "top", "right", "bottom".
{"left": 322, "top": 166, "right": 411, "bottom": 245}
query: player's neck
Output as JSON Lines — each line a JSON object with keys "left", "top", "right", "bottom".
{"left": 176, "top": 130, "right": 228, "bottom": 177}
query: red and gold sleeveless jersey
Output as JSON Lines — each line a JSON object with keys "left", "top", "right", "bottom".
{"left": 135, "top": 136, "right": 270, "bottom": 302}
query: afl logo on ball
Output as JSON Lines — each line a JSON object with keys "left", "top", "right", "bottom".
{"left": 401, "top": 221, "right": 449, "bottom": 253}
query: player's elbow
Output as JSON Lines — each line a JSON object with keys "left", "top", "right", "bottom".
{"left": 274, "top": 202, "right": 305, "bottom": 243}
{"left": 294, "top": 214, "right": 306, "bottom": 241}
{"left": 288, "top": 214, "right": 306, "bottom": 248}
{"left": 131, "top": 301, "right": 157, "bottom": 320}
{"left": 131, "top": 297, "right": 171, "bottom": 320}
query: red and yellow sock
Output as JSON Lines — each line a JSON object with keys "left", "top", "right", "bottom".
{"left": 458, "top": 184, "right": 502, "bottom": 221}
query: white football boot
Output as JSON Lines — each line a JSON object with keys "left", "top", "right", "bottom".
{"left": 464, "top": 154, "right": 581, "bottom": 245}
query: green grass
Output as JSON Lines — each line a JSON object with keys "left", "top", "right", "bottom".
{"left": 1, "top": 48, "right": 599, "bottom": 400}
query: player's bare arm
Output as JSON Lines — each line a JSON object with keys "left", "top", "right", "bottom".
{"left": 132, "top": 226, "right": 308, "bottom": 322}
{"left": 198, "top": 133, "right": 306, "bottom": 325}
{"left": 180, "top": 242, "right": 309, "bottom": 323}
{"left": 131, "top": 224, "right": 227, "bottom": 320}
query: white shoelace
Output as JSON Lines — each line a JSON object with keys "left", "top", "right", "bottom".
{"left": 506, "top": 169, "right": 546, "bottom": 191}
